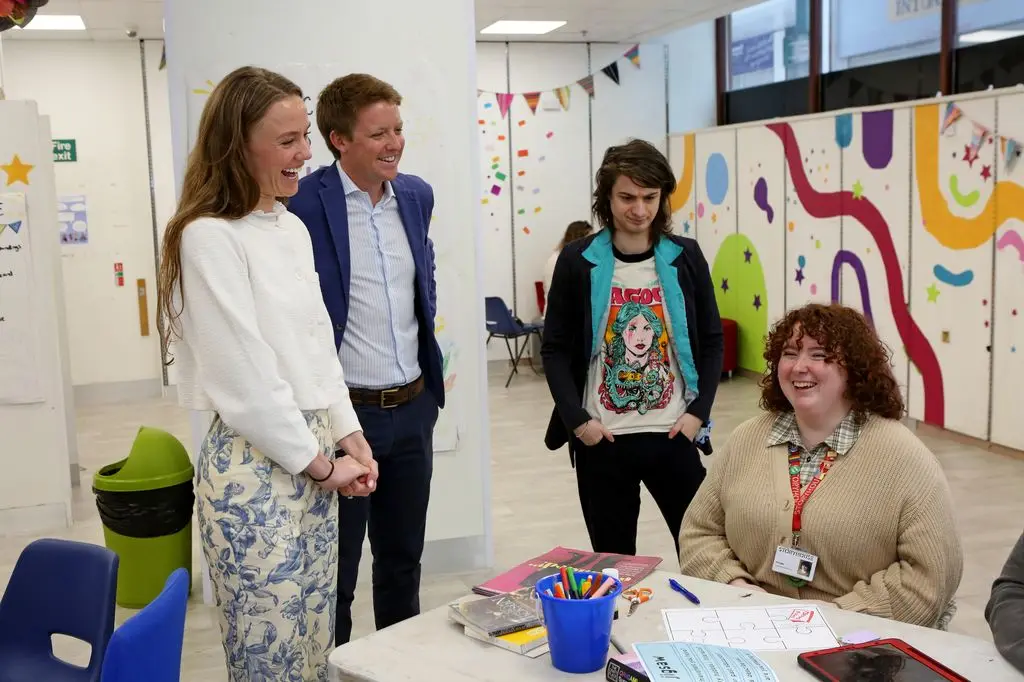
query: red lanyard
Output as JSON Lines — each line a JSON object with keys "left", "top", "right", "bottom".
{"left": 788, "top": 444, "right": 837, "bottom": 548}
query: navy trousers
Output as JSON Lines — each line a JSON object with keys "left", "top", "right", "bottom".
{"left": 334, "top": 389, "right": 438, "bottom": 646}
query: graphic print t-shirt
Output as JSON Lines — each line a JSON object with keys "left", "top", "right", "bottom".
{"left": 584, "top": 250, "right": 686, "bottom": 435}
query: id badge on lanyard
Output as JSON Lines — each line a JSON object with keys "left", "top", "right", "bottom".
{"left": 772, "top": 444, "right": 837, "bottom": 586}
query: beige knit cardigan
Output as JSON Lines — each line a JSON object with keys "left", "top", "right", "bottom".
{"left": 679, "top": 413, "right": 963, "bottom": 627}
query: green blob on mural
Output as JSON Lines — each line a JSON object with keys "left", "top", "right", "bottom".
{"left": 711, "top": 233, "right": 769, "bottom": 373}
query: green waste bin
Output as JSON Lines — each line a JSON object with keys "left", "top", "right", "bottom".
{"left": 93, "top": 426, "right": 195, "bottom": 609}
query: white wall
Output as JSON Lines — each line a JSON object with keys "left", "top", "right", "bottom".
{"left": 0, "top": 102, "right": 74, "bottom": 534}
{"left": 661, "top": 22, "right": 719, "bottom": 134}
{"left": 477, "top": 42, "right": 669, "bottom": 362}
{"left": 2, "top": 41, "right": 163, "bottom": 401}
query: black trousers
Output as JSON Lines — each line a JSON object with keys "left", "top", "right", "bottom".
{"left": 335, "top": 389, "right": 438, "bottom": 646}
{"left": 574, "top": 431, "right": 706, "bottom": 557}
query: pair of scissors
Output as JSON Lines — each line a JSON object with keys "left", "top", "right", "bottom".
{"left": 622, "top": 587, "right": 653, "bottom": 617}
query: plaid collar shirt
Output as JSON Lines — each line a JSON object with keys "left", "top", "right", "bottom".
{"left": 767, "top": 411, "right": 862, "bottom": 487}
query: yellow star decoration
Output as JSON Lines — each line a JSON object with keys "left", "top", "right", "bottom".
{"left": 1, "top": 155, "right": 34, "bottom": 186}
{"left": 926, "top": 282, "right": 940, "bottom": 303}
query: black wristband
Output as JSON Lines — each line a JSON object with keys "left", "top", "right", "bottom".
{"left": 309, "top": 459, "right": 334, "bottom": 483}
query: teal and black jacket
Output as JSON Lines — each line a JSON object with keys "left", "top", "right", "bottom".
{"left": 541, "top": 229, "right": 723, "bottom": 459}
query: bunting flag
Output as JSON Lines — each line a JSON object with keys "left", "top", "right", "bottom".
{"left": 477, "top": 44, "right": 639, "bottom": 109}
{"left": 554, "top": 86, "right": 571, "bottom": 111}
{"left": 940, "top": 102, "right": 962, "bottom": 134}
{"left": 523, "top": 91, "right": 541, "bottom": 114}
{"left": 601, "top": 62, "right": 620, "bottom": 85}
{"left": 577, "top": 75, "right": 595, "bottom": 98}
{"left": 0, "top": 224, "right": 5, "bottom": 237}
{"left": 942, "top": 103, "right": 1021, "bottom": 174}
{"left": 159, "top": 44, "right": 166, "bottom": 71}
{"left": 969, "top": 122, "right": 989, "bottom": 155}
{"left": 1002, "top": 136, "right": 1022, "bottom": 173}
{"left": 496, "top": 93, "right": 515, "bottom": 119}
{"left": 624, "top": 44, "right": 640, "bottom": 68}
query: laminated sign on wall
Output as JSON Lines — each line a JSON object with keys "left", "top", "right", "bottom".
{"left": 0, "top": 192, "right": 43, "bottom": 404}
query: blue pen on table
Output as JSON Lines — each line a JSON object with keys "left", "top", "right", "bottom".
{"left": 668, "top": 578, "right": 700, "bottom": 605}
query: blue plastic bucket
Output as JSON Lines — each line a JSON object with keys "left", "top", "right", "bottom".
{"left": 535, "top": 571, "right": 623, "bottom": 673}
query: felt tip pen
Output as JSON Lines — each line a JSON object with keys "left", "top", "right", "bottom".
{"left": 669, "top": 578, "right": 701, "bottom": 605}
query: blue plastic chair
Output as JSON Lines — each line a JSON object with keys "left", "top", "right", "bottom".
{"left": 100, "top": 568, "right": 189, "bottom": 682}
{"left": 0, "top": 538, "right": 119, "bottom": 682}
{"left": 484, "top": 296, "right": 544, "bottom": 387}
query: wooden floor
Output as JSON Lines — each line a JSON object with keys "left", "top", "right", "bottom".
{"left": 1, "top": 367, "right": 1022, "bottom": 679}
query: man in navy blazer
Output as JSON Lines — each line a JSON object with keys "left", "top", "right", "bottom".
{"left": 289, "top": 73, "right": 444, "bottom": 646}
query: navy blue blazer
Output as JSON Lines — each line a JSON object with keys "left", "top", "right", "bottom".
{"left": 289, "top": 163, "right": 445, "bottom": 408}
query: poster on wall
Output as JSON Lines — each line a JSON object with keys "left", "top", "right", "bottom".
{"left": 185, "top": 63, "right": 465, "bottom": 453}
{"left": 0, "top": 192, "right": 43, "bottom": 404}
{"left": 57, "top": 194, "right": 88, "bottom": 244}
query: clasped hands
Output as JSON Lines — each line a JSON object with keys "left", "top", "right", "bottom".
{"left": 307, "top": 430, "right": 378, "bottom": 496}
{"left": 573, "top": 412, "right": 703, "bottom": 446}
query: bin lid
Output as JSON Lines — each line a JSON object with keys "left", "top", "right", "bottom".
{"left": 92, "top": 426, "right": 194, "bottom": 492}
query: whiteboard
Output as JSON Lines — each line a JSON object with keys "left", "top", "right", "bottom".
{"left": 0, "top": 192, "right": 43, "bottom": 404}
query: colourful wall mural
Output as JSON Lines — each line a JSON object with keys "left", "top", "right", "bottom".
{"left": 670, "top": 89, "right": 1024, "bottom": 449}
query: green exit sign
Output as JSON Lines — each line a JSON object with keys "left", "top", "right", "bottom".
{"left": 52, "top": 139, "right": 77, "bottom": 163}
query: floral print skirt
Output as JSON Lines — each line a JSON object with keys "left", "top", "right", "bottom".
{"left": 196, "top": 410, "right": 338, "bottom": 682}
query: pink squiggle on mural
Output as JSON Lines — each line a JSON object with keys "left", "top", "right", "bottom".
{"left": 997, "top": 229, "right": 1024, "bottom": 262}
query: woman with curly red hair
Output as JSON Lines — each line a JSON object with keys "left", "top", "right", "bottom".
{"left": 678, "top": 303, "right": 963, "bottom": 627}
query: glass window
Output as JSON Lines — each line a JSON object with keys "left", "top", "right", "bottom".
{"left": 728, "top": 0, "right": 810, "bottom": 91}
{"left": 956, "top": 0, "right": 1024, "bottom": 46}
{"left": 825, "top": 0, "right": 940, "bottom": 72}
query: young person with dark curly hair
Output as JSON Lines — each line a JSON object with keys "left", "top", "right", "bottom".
{"left": 542, "top": 139, "right": 723, "bottom": 556}
{"left": 678, "top": 303, "right": 963, "bottom": 628}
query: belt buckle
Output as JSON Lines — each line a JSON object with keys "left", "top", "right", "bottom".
{"left": 379, "top": 387, "right": 400, "bottom": 409}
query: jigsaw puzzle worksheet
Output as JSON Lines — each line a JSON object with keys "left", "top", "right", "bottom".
{"left": 661, "top": 604, "right": 839, "bottom": 651}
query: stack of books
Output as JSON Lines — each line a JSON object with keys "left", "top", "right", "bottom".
{"left": 447, "top": 587, "right": 549, "bottom": 657}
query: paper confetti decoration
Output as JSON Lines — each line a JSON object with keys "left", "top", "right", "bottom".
{"left": 517, "top": 170, "right": 525, "bottom": 176}
{"left": 481, "top": 198, "right": 489, "bottom": 204}
{"left": 490, "top": 185, "right": 502, "bottom": 196}
{"left": 601, "top": 63, "right": 620, "bottom": 85}
{"left": 940, "top": 102, "right": 962, "bottom": 134}
{"left": 491, "top": 163, "right": 499, "bottom": 170}
{"left": 533, "top": 188, "right": 541, "bottom": 194}
{"left": 546, "top": 131, "right": 554, "bottom": 139}
{"left": 578, "top": 75, "right": 595, "bottom": 97}
{"left": 518, "top": 120, "right": 527, "bottom": 127}
{"left": 523, "top": 91, "right": 541, "bottom": 114}
{"left": 625, "top": 44, "right": 640, "bottom": 68}
{"left": 498, "top": 134, "right": 506, "bottom": 141}
{"left": 518, "top": 209, "right": 526, "bottom": 215}
{"left": 517, "top": 149, "right": 529, "bottom": 158}
{"left": 495, "top": 171, "right": 507, "bottom": 181}
{"left": 554, "top": 86, "right": 571, "bottom": 111}
{"left": 483, "top": 102, "right": 493, "bottom": 109}
{"left": 522, "top": 227, "right": 531, "bottom": 234}
{"left": 496, "top": 93, "right": 515, "bottom": 119}
{"left": 534, "top": 207, "right": 542, "bottom": 213}
{"left": 539, "top": 156, "right": 546, "bottom": 162}
{"left": 478, "top": 119, "right": 486, "bottom": 125}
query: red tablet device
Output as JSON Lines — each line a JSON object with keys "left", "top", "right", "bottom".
{"left": 797, "top": 638, "right": 972, "bottom": 681}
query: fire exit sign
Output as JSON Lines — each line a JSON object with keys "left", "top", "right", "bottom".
{"left": 52, "top": 139, "right": 77, "bottom": 163}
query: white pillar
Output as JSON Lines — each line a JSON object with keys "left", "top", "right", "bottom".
{"left": 164, "top": 0, "right": 493, "bottom": 590}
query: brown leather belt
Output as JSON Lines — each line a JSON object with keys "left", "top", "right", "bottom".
{"left": 348, "top": 376, "right": 425, "bottom": 409}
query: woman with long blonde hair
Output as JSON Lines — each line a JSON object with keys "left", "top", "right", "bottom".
{"left": 157, "top": 66, "right": 376, "bottom": 681}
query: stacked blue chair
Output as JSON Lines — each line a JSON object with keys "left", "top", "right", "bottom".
{"left": 0, "top": 538, "right": 119, "bottom": 682}
{"left": 100, "top": 568, "right": 189, "bottom": 682}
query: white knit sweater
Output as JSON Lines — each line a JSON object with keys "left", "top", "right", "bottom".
{"left": 172, "top": 204, "right": 361, "bottom": 475}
